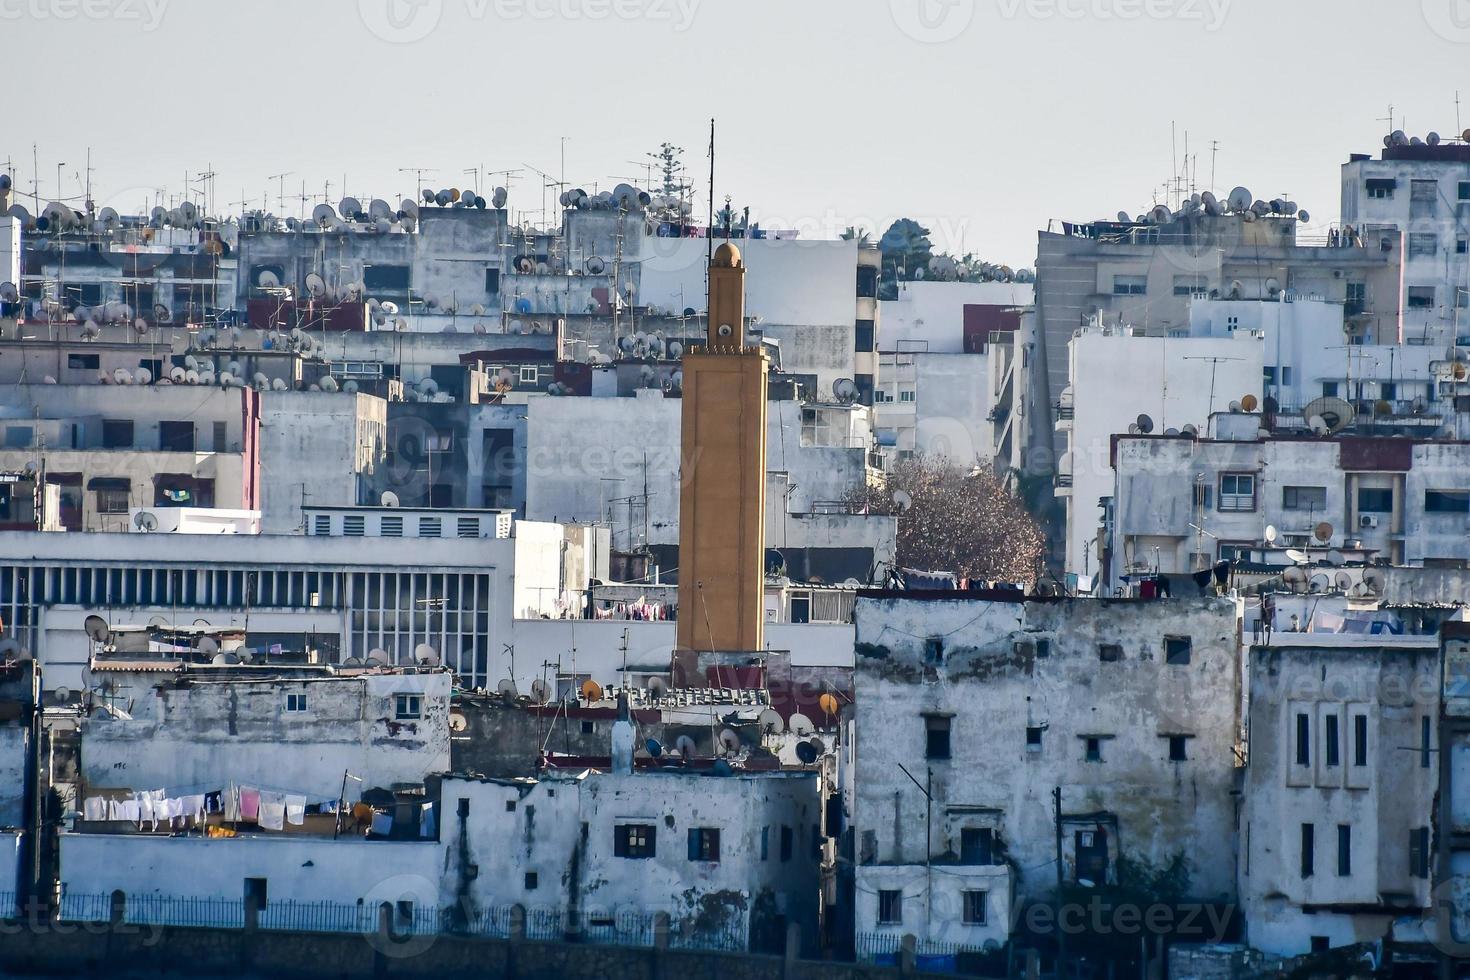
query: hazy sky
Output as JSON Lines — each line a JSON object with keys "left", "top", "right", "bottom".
{"left": 5, "top": 0, "right": 1468, "bottom": 265}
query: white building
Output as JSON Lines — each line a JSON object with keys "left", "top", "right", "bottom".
{"left": 1440, "top": 622, "right": 1470, "bottom": 961}
{"left": 0, "top": 660, "right": 36, "bottom": 910}
{"left": 439, "top": 724, "right": 822, "bottom": 952}
{"left": 1057, "top": 324, "right": 1264, "bottom": 579}
{"left": 1239, "top": 632, "right": 1440, "bottom": 956}
{"left": 1110, "top": 428, "right": 1470, "bottom": 579}
{"left": 846, "top": 593, "right": 1241, "bottom": 957}
{"left": 877, "top": 280, "right": 1034, "bottom": 355}
{"left": 0, "top": 519, "right": 565, "bottom": 693}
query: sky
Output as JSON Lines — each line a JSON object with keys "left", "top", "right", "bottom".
{"left": 5, "top": 0, "right": 1470, "bottom": 266}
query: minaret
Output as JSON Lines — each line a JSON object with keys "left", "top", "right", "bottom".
{"left": 675, "top": 242, "right": 768, "bottom": 658}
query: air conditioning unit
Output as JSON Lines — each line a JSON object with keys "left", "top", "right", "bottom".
{"left": 1360, "top": 515, "right": 1380, "bottom": 529}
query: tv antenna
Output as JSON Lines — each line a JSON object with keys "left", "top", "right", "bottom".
{"left": 267, "top": 172, "right": 294, "bottom": 214}
{"left": 398, "top": 167, "right": 437, "bottom": 201}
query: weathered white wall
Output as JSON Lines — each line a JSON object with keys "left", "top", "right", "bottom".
{"left": 79, "top": 672, "right": 451, "bottom": 800}
{"left": 0, "top": 831, "right": 21, "bottom": 903}
{"left": 59, "top": 833, "right": 440, "bottom": 910}
{"left": 0, "top": 728, "right": 25, "bottom": 828}
{"left": 878, "top": 280, "right": 1034, "bottom": 353}
{"left": 259, "top": 391, "right": 385, "bottom": 534}
{"left": 439, "top": 770, "right": 821, "bottom": 946}
{"left": 1240, "top": 641, "right": 1439, "bottom": 956}
{"left": 851, "top": 595, "right": 1241, "bottom": 937}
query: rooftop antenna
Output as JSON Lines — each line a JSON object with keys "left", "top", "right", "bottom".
{"left": 398, "top": 167, "right": 436, "bottom": 201}
{"left": 267, "top": 172, "right": 294, "bottom": 215}
{"left": 706, "top": 117, "right": 715, "bottom": 269}
{"left": 1209, "top": 140, "right": 1221, "bottom": 196}
{"left": 1377, "top": 104, "right": 1395, "bottom": 135}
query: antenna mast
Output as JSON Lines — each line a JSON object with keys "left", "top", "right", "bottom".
{"left": 706, "top": 118, "right": 715, "bottom": 269}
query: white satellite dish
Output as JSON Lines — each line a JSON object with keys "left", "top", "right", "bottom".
{"left": 892, "top": 489, "right": 913, "bottom": 513}
{"left": 381, "top": 490, "right": 400, "bottom": 507}
{"left": 133, "top": 510, "right": 159, "bottom": 532}
{"left": 1264, "top": 525, "right": 1278, "bottom": 544}
{"left": 1284, "top": 548, "right": 1310, "bottom": 564}
{"left": 414, "top": 643, "right": 440, "bottom": 666}
{"left": 84, "top": 614, "right": 111, "bottom": 643}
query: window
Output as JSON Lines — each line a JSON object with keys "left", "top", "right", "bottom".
{"left": 1164, "top": 636, "right": 1192, "bottom": 665}
{"left": 925, "top": 715, "right": 951, "bottom": 760}
{"left": 1410, "top": 827, "right": 1430, "bottom": 879}
{"left": 1325, "top": 714, "right": 1340, "bottom": 767}
{"left": 394, "top": 693, "right": 422, "bottom": 720}
{"left": 381, "top": 516, "right": 403, "bottom": 536}
{"left": 1173, "top": 275, "right": 1208, "bottom": 297}
{"left": 96, "top": 486, "right": 130, "bottom": 514}
{"left": 159, "top": 420, "right": 195, "bottom": 452}
{"left": 1282, "top": 486, "right": 1327, "bottom": 511}
{"left": 1337, "top": 825, "right": 1352, "bottom": 877}
{"left": 1344, "top": 283, "right": 1366, "bottom": 317}
{"left": 485, "top": 268, "right": 500, "bottom": 294}
{"left": 1407, "top": 286, "right": 1435, "bottom": 309}
{"left": 1311, "top": 936, "right": 1330, "bottom": 953}
{"left": 856, "top": 265, "right": 879, "bottom": 299}
{"left": 1353, "top": 714, "right": 1368, "bottom": 767}
{"left": 363, "top": 264, "right": 411, "bottom": 290}
{"left": 1035, "top": 639, "right": 1051, "bottom": 659}
{"left": 418, "top": 517, "right": 442, "bottom": 537}
{"left": 854, "top": 319, "right": 875, "bottom": 352}
{"left": 1366, "top": 178, "right": 1395, "bottom": 199}
{"left": 1167, "top": 735, "right": 1190, "bottom": 762}
{"left": 1301, "top": 823, "right": 1315, "bottom": 878}
{"left": 313, "top": 515, "right": 331, "bottom": 535}
{"left": 342, "top": 515, "right": 366, "bottom": 536}
{"left": 580, "top": 720, "right": 594, "bottom": 734}
{"left": 923, "top": 637, "right": 943, "bottom": 663}
{"left": 1084, "top": 736, "right": 1103, "bottom": 762}
{"left": 68, "top": 352, "right": 100, "bottom": 370}
{"left": 960, "top": 828, "right": 994, "bottom": 865}
{"left": 614, "top": 824, "right": 656, "bottom": 859}
{"left": 518, "top": 366, "right": 539, "bottom": 385}
{"left": 1112, "top": 274, "right": 1147, "bottom": 295}
{"left": 1026, "top": 726, "right": 1043, "bottom": 751}
{"left": 687, "top": 827, "right": 720, "bottom": 862}
{"left": 760, "top": 826, "right": 770, "bottom": 861}
{"left": 524, "top": 872, "right": 538, "bottom": 890}
{"left": 877, "top": 889, "right": 902, "bottom": 925}
{"left": 1409, "top": 233, "right": 1438, "bottom": 258}
{"left": 101, "top": 419, "right": 134, "bottom": 449}
{"left": 1296, "top": 713, "right": 1311, "bottom": 766}
{"left": 1422, "top": 716, "right": 1432, "bottom": 768}
{"left": 1358, "top": 487, "right": 1393, "bottom": 513}
{"left": 1322, "top": 381, "right": 1340, "bottom": 398}
{"left": 504, "top": 800, "right": 515, "bottom": 812}
{"left": 457, "top": 517, "right": 479, "bottom": 538}
{"left": 1459, "top": 239, "right": 1468, "bottom": 255}
{"left": 285, "top": 693, "right": 307, "bottom": 712}
{"left": 1218, "top": 473, "right": 1256, "bottom": 512}
{"left": 962, "top": 890, "right": 988, "bottom": 926}
{"left": 1098, "top": 644, "right": 1122, "bottom": 663}
{"left": 1461, "top": 181, "right": 1470, "bottom": 201}
{"left": 1191, "top": 482, "right": 1212, "bottom": 509}
{"left": 1225, "top": 315, "right": 1240, "bottom": 332}
{"left": 1426, "top": 490, "right": 1470, "bottom": 514}
{"left": 244, "top": 878, "right": 268, "bottom": 910}
{"left": 3, "top": 425, "right": 33, "bottom": 449}
{"left": 899, "top": 389, "right": 915, "bottom": 403}
{"left": 780, "top": 825, "right": 793, "bottom": 862}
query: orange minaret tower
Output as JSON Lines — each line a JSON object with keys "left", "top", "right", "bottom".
{"left": 675, "top": 242, "right": 768, "bottom": 657}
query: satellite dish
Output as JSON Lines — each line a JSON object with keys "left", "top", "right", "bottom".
{"left": 789, "top": 713, "right": 816, "bottom": 736}
{"left": 645, "top": 738, "right": 663, "bottom": 758}
{"left": 757, "top": 708, "right": 784, "bottom": 735}
{"left": 1326, "top": 549, "right": 1345, "bottom": 566}
{"left": 449, "top": 712, "right": 468, "bottom": 732}
{"left": 414, "top": 643, "right": 440, "bottom": 666}
{"left": 530, "top": 678, "right": 550, "bottom": 703}
{"left": 1308, "top": 573, "right": 1331, "bottom": 594}
{"left": 311, "top": 203, "right": 336, "bottom": 226}
{"left": 585, "top": 255, "right": 607, "bottom": 275}
{"left": 304, "top": 272, "right": 326, "bottom": 298}
{"left": 366, "top": 648, "right": 391, "bottom": 667}
{"left": 1314, "top": 522, "right": 1334, "bottom": 543}
{"left": 1136, "top": 414, "right": 1155, "bottom": 434}
{"left": 818, "top": 692, "right": 840, "bottom": 718}
{"left": 717, "top": 729, "right": 742, "bottom": 754}
{"left": 1282, "top": 565, "right": 1308, "bottom": 593}
{"left": 1227, "top": 186, "right": 1253, "bottom": 212}
{"left": 496, "top": 678, "right": 518, "bottom": 698}
{"left": 1301, "top": 397, "right": 1355, "bottom": 434}
{"left": 0, "top": 282, "right": 19, "bottom": 303}
{"left": 1284, "top": 549, "right": 1311, "bottom": 564}
{"left": 1241, "top": 394, "right": 1259, "bottom": 412}
{"left": 646, "top": 676, "right": 668, "bottom": 697}
{"left": 581, "top": 679, "right": 604, "bottom": 702}
{"left": 1264, "top": 525, "right": 1278, "bottom": 544}
{"left": 197, "top": 636, "right": 219, "bottom": 656}
{"left": 1362, "top": 568, "right": 1385, "bottom": 594}
{"left": 674, "top": 734, "right": 697, "bottom": 758}
{"left": 892, "top": 489, "right": 913, "bottom": 513}
{"left": 833, "top": 378, "right": 859, "bottom": 403}
{"left": 84, "top": 615, "right": 111, "bottom": 643}
{"left": 1334, "top": 571, "right": 1357, "bottom": 593}
{"left": 133, "top": 511, "right": 159, "bottom": 532}
{"left": 380, "top": 490, "right": 400, "bottom": 508}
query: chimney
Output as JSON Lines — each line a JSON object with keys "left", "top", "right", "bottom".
{"left": 610, "top": 690, "right": 634, "bottom": 775}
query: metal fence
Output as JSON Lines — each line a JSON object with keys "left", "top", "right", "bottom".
{"left": 49, "top": 892, "right": 748, "bottom": 953}
{"left": 856, "top": 931, "right": 994, "bottom": 973}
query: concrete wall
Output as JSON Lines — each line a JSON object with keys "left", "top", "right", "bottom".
{"left": 878, "top": 280, "right": 1034, "bottom": 353}
{"left": 0, "top": 727, "right": 27, "bottom": 830}
{"left": 1239, "top": 641, "right": 1438, "bottom": 956}
{"left": 440, "top": 770, "right": 821, "bottom": 951}
{"left": 259, "top": 391, "right": 385, "bottom": 533}
{"left": 851, "top": 594, "right": 1241, "bottom": 939}
{"left": 0, "top": 831, "right": 19, "bottom": 904}
{"left": 79, "top": 671, "right": 451, "bottom": 800}
{"left": 59, "top": 833, "right": 440, "bottom": 908}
